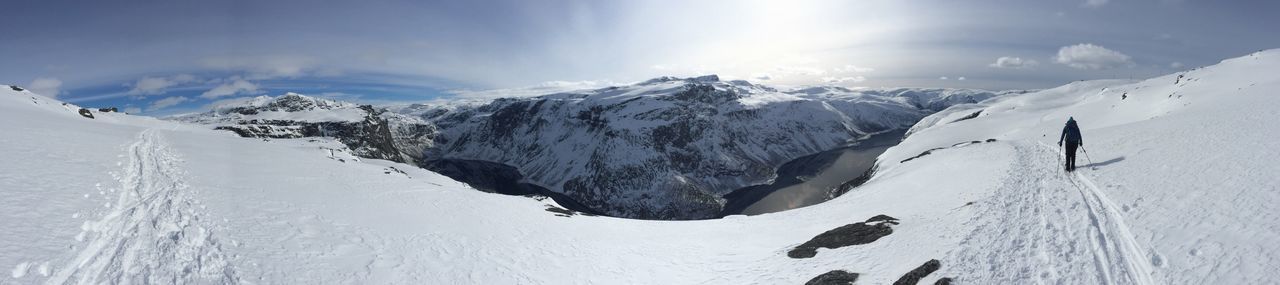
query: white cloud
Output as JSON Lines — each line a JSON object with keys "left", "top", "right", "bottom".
{"left": 989, "top": 56, "right": 1040, "bottom": 69}
{"left": 939, "top": 76, "right": 949, "bottom": 80}
{"left": 129, "top": 74, "right": 196, "bottom": 95}
{"left": 958, "top": 76, "right": 967, "bottom": 81}
{"left": 833, "top": 64, "right": 875, "bottom": 73}
{"left": 447, "top": 80, "right": 614, "bottom": 100}
{"left": 1083, "top": 0, "right": 1109, "bottom": 8}
{"left": 752, "top": 74, "right": 772, "bottom": 81}
{"left": 200, "top": 79, "right": 260, "bottom": 99}
{"left": 1170, "top": 62, "right": 1185, "bottom": 69}
{"left": 28, "top": 77, "right": 63, "bottom": 98}
{"left": 1054, "top": 43, "right": 1134, "bottom": 70}
{"left": 822, "top": 76, "right": 867, "bottom": 84}
{"left": 148, "top": 96, "right": 190, "bottom": 111}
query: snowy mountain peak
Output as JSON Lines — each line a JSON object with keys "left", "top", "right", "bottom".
{"left": 211, "top": 92, "right": 356, "bottom": 115}
{"left": 691, "top": 74, "right": 720, "bottom": 82}
{"left": 638, "top": 74, "right": 720, "bottom": 85}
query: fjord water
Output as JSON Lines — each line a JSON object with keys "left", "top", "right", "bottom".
{"left": 721, "top": 130, "right": 905, "bottom": 216}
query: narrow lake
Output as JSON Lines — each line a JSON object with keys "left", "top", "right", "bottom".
{"left": 720, "top": 130, "right": 905, "bottom": 216}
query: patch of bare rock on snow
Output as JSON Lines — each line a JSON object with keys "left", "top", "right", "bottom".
{"left": 45, "top": 129, "right": 238, "bottom": 284}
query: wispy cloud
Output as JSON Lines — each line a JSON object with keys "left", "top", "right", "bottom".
{"left": 129, "top": 74, "right": 196, "bottom": 95}
{"left": 447, "top": 80, "right": 614, "bottom": 100}
{"left": 148, "top": 96, "right": 190, "bottom": 111}
{"left": 1083, "top": 0, "right": 1109, "bottom": 8}
{"left": 28, "top": 77, "right": 63, "bottom": 98}
{"left": 989, "top": 57, "right": 1040, "bottom": 69}
{"left": 201, "top": 55, "right": 319, "bottom": 79}
{"left": 200, "top": 78, "right": 260, "bottom": 99}
{"left": 1054, "top": 44, "right": 1134, "bottom": 70}
{"left": 773, "top": 66, "right": 827, "bottom": 76}
{"left": 822, "top": 76, "right": 867, "bottom": 84}
{"left": 833, "top": 65, "right": 875, "bottom": 73}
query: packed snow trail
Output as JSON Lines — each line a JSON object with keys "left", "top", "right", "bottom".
{"left": 1043, "top": 143, "right": 1156, "bottom": 285}
{"left": 947, "top": 141, "right": 1156, "bottom": 284}
{"left": 45, "top": 129, "right": 238, "bottom": 284}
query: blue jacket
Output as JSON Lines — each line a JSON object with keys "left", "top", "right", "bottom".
{"left": 1059, "top": 119, "right": 1082, "bottom": 145}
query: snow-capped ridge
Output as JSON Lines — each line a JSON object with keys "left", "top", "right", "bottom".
{"left": 414, "top": 78, "right": 1006, "bottom": 219}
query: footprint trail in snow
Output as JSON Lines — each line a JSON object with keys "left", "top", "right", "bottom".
{"left": 947, "top": 141, "right": 1156, "bottom": 285}
{"left": 45, "top": 129, "right": 238, "bottom": 284}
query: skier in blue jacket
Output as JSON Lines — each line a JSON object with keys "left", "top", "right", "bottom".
{"left": 1058, "top": 117, "right": 1083, "bottom": 172}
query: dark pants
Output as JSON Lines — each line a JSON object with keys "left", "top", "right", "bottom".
{"left": 1065, "top": 143, "right": 1079, "bottom": 171}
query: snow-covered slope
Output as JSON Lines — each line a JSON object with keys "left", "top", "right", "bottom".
{"left": 874, "top": 49, "right": 1280, "bottom": 284}
{"left": 417, "top": 76, "right": 1003, "bottom": 219}
{"left": 4, "top": 49, "right": 1278, "bottom": 284}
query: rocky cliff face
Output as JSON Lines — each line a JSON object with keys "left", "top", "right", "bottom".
{"left": 172, "top": 93, "right": 436, "bottom": 164}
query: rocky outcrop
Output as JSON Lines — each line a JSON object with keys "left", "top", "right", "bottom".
{"left": 788, "top": 215, "right": 900, "bottom": 258}
{"left": 175, "top": 93, "right": 436, "bottom": 164}
{"left": 806, "top": 270, "right": 860, "bottom": 285}
{"left": 77, "top": 108, "right": 94, "bottom": 119}
{"left": 893, "top": 259, "right": 942, "bottom": 285}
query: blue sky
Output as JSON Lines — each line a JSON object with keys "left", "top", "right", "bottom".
{"left": 3, "top": 0, "right": 1278, "bottom": 115}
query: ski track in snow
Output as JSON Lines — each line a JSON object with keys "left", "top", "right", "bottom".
{"left": 44, "top": 129, "right": 238, "bottom": 285}
{"left": 1048, "top": 143, "right": 1156, "bottom": 285}
{"left": 948, "top": 141, "right": 1157, "bottom": 284}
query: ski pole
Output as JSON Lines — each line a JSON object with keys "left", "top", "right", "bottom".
{"left": 1080, "top": 145, "right": 1094, "bottom": 165}
{"left": 1056, "top": 143, "right": 1064, "bottom": 170}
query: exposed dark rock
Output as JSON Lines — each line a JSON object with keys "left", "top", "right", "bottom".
{"left": 830, "top": 164, "right": 876, "bottom": 198}
{"left": 805, "top": 270, "right": 860, "bottom": 285}
{"left": 900, "top": 148, "right": 944, "bottom": 163}
{"left": 97, "top": 107, "right": 118, "bottom": 113}
{"left": 901, "top": 139, "right": 998, "bottom": 164}
{"left": 933, "top": 277, "right": 953, "bottom": 285}
{"left": 950, "top": 110, "right": 982, "bottom": 123}
{"left": 545, "top": 206, "right": 575, "bottom": 217}
{"left": 865, "top": 214, "right": 900, "bottom": 224}
{"left": 893, "top": 259, "right": 941, "bottom": 285}
{"left": 788, "top": 215, "right": 899, "bottom": 258}
{"left": 77, "top": 108, "right": 94, "bottom": 119}
{"left": 9, "top": 85, "right": 24, "bottom": 91}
